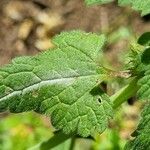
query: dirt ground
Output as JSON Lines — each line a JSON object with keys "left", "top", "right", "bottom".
{"left": 0, "top": 0, "right": 149, "bottom": 66}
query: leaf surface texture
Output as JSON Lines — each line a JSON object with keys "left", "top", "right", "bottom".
{"left": 125, "top": 103, "right": 150, "bottom": 150}
{"left": 0, "top": 31, "right": 113, "bottom": 136}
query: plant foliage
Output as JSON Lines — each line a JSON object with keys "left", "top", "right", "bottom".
{"left": 0, "top": 0, "right": 150, "bottom": 149}
{"left": 85, "top": 0, "right": 150, "bottom": 16}
{"left": 0, "top": 31, "right": 113, "bottom": 137}
{"left": 125, "top": 103, "right": 150, "bottom": 150}
{"left": 124, "top": 33, "right": 150, "bottom": 150}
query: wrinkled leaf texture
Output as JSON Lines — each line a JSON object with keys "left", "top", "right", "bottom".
{"left": 0, "top": 31, "right": 113, "bottom": 137}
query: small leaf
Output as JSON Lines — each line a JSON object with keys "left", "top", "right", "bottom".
{"left": 118, "top": 0, "right": 150, "bottom": 16}
{"left": 138, "top": 32, "right": 150, "bottom": 46}
{"left": 141, "top": 48, "right": 150, "bottom": 64}
{"left": 85, "top": 0, "right": 150, "bottom": 16}
{"left": 0, "top": 30, "right": 113, "bottom": 137}
{"left": 137, "top": 48, "right": 150, "bottom": 100}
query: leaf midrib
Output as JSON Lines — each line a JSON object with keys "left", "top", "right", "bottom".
{"left": 0, "top": 74, "right": 102, "bottom": 102}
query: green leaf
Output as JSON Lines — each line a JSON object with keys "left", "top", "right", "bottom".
{"left": 135, "top": 42, "right": 150, "bottom": 99}
{"left": 137, "top": 67, "right": 150, "bottom": 100}
{"left": 125, "top": 103, "right": 150, "bottom": 150}
{"left": 0, "top": 30, "right": 113, "bottom": 137}
{"left": 141, "top": 48, "right": 150, "bottom": 65}
{"left": 138, "top": 32, "right": 150, "bottom": 47}
{"left": 125, "top": 40, "right": 150, "bottom": 74}
{"left": 85, "top": 0, "right": 113, "bottom": 6}
{"left": 125, "top": 43, "right": 142, "bottom": 71}
{"left": 118, "top": 0, "right": 150, "bottom": 16}
{"left": 137, "top": 48, "right": 150, "bottom": 100}
{"left": 85, "top": 0, "right": 150, "bottom": 16}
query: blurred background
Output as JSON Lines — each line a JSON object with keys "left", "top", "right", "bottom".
{"left": 0, "top": 0, "right": 150, "bottom": 150}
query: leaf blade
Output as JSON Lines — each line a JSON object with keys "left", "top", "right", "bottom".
{"left": 138, "top": 32, "right": 150, "bottom": 47}
{"left": 0, "top": 30, "right": 113, "bottom": 137}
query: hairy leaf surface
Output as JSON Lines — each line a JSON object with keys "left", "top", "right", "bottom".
{"left": 0, "top": 31, "right": 113, "bottom": 136}
{"left": 138, "top": 66, "right": 150, "bottom": 100}
{"left": 137, "top": 47, "right": 150, "bottom": 100}
{"left": 125, "top": 103, "right": 150, "bottom": 150}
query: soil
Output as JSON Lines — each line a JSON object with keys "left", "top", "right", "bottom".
{"left": 0, "top": 0, "right": 149, "bottom": 66}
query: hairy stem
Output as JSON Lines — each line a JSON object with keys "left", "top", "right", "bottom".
{"left": 111, "top": 77, "right": 139, "bottom": 109}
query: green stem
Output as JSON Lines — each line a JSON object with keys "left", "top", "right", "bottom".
{"left": 69, "top": 137, "right": 76, "bottom": 150}
{"left": 111, "top": 77, "right": 139, "bottom": 109}
{"left": 40, "top": 131, "right": 73, "bottom": 150}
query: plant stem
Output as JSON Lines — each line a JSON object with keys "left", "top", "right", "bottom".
{"left": 40, "top": 131, "right": 73, "bottom": 150}
{"left": 111, "top": 77, "right": 139, "bottom": 109}
{"left": 69, "top": 136, "right": 76, "bottom": 150}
